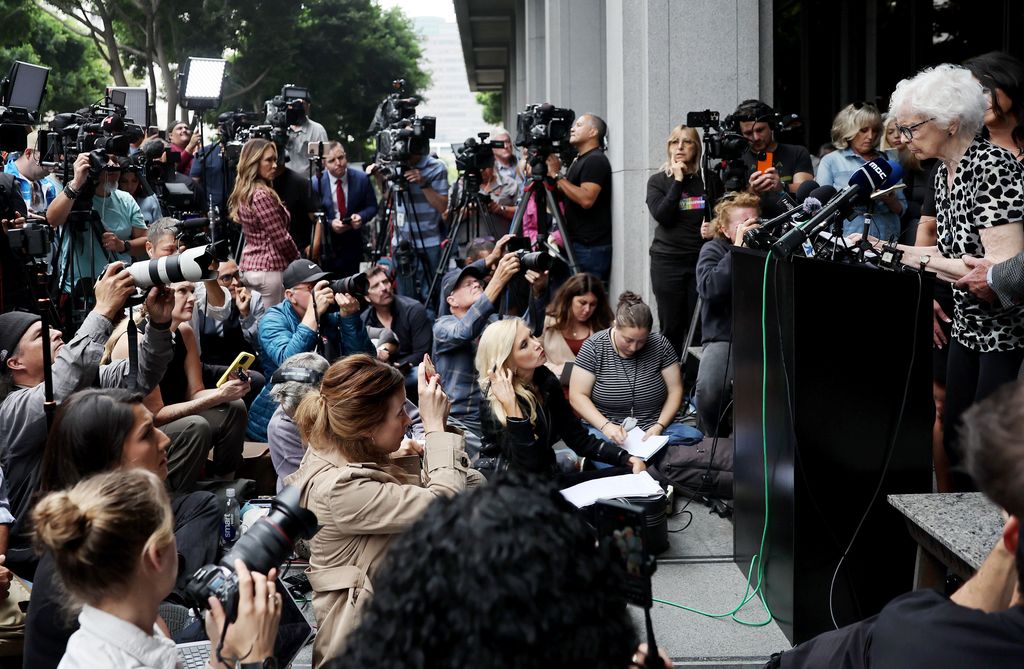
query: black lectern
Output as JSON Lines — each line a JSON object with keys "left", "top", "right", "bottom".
{"left": 732, "top": 249, "right": 933, "bottom": 644}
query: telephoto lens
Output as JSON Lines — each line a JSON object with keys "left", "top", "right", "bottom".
{"left": 183, "top": 485, "right": 319, "bottom": 622}
{"left": 514, "top": 249, "right": 553, "bottom": 273}
{"left": 126, "top": 239, "right": 228, "bottom": 288}
{"left": 330, "top": 272, "right": 370, "bottom": 297}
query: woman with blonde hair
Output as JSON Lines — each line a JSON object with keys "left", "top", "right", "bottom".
{"left": 645, "top": 125, "right": 723, "bottom": 355}
{"left": 227, "top": 138, "right": 299, "bottom": 306}
{"left": 475, "top": 318, "right": 643, "bottom": 483}
{"left": 285, "top": 353, "right": 472, "bottom": 665}
{"left": 815, "top": 102, "right": 906, "bottom": 240}
{"left": 36, "top": 469, "right": 279, "bottom": 669}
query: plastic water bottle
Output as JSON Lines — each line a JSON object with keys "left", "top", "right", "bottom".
{"left": 221, "top": 488, "right": 240, "bottom": 548}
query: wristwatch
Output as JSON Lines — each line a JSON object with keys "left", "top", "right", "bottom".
{"left": 919, "top": 254, "right": 931, "bottom": 272}
{"left": 240, "top": 658, "right": 278, "bottom": 669}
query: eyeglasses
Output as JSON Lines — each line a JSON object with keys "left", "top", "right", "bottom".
{"left": 218, "top": 271, "right": 241, "bottom": 283}
{"left": 895, "top": 117, "right": 936, "bottom": 141}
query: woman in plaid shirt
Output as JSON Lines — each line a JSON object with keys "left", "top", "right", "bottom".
{"left": 228, "top": 138, "right": 300, "bottom": 306}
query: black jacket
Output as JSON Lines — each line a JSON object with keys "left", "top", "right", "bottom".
{"left": 696, "top": 237, "right": 734, "bottom": 344}
{"left": 478, "top": 365, "right": 631, "bottom": 475}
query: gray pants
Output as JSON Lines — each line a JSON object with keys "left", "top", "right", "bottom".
{"left": 695, "top": 341, "right": 733, "bottom": 437}
{"left": 162, "top": 399, "right": 248, "bottom": 492}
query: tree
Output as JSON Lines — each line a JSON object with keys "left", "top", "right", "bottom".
{"left": 476, "top": 91, "right": 502, "bottom": 126}
{"left": 0, "top": 0, "right": 107, "bottom": 114}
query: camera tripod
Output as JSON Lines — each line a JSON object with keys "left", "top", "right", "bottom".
{"left": 424, "top": 170, "right": 499, "bottom": 308}
{"left": 374, "top": 168, "right": 434, "bottom": 302}
{"left": 507, "top": 150, "right": 580, "bottom": 275}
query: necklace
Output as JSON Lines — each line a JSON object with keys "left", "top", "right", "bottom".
{"left": 566, "top": 323, "right": 591, "bottom": 339}
{"left": 610, "top": 328, "right": 639, "bottom": 428}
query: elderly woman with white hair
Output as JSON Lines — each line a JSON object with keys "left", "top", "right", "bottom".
{"left": 815, "top": 101, "right": 906, "bottom": 240}
{"left": 267, "top": 352, "right": 330, "bottom": 490}
{"left": 885, "top": 63, "right": 1024, "bottom": 491}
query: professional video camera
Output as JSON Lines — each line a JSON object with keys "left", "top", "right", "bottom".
{"left": 173, "top": 217, "right": 213, "bottom": 247}
{"left": 369, "top": 79, "right": 436, "bottom": 180}
{"left": 39, "top": 89, "right": 143, "bottom": 202}
{"left": 514, "top": 103, "right": 574, "bottom": 158}
{"left": 7, "top": 220, "right": 53, "bottom": 258}
{"left": 684, "top": 109, "right": 751, "bottom": 192}
{"left": 216, "top": 109, "right": 262, "bottom": 163}
{"left": 453, "top": 133, "right": 501, "bottom": 174}
{"left": 184, "top": 485, "right": 318, "bottom": 622}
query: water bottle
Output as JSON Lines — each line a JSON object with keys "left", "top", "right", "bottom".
{"left": 221, "top": 488, "right": 240, "bottom": 548}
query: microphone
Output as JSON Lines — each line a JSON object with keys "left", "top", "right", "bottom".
{"left": 794, "top": 180, "right": 820, "bottom": 204}
{"left": 772, "top": 158, "right": 892, "bottom": 258}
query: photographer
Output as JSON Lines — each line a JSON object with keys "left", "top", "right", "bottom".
{"left": 46, "top": 151, "right": 149, "bottom": 296}
{"left": 246, "top": 259, "right": 374, "bottom": 441}
{"left": 167, "top": 119, "right": 200, "bottom": 175}
{"left": 361, "top": 265, "right": 432, "bottom": 397}
{"left": 284, "top": 93, "right": 328, "bottom": 175}
{"left": 732, "top": 100, "right": 813, "bottom": 216}
{"left": 311, "top": 141, "right": 378, "bottom": 276}
{"left": 32, "top": 469, "right": 279, "bottom": 669}
{"left": 24, "top": 389, "right": 221, "bottom": 668}
{"left": 550, "top": 114, "right": 613, "bottom": 282}
{"left": 198, "top": 259, "right": 267, "bottom": 396}
{"left": 391, "top": 149, "right": 450, "bottom": 304}
{"left": 6, "top": 131, "right": 60, "bottom": 213}
{"left": 433, "top": 249, "right": 521, "bottom": 441}
{"left": 0, "top": 263, "right": 175, "bottom": 577}
{"left": 285, "top": 355, "right": 472, "bottom": 664}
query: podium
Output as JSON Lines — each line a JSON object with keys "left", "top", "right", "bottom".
{"left": 731, "top": 249, "right": 933, "bottom": 644}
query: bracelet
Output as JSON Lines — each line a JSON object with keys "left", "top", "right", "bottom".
{"left": 63, "top": 184, "right": 80, "bottom": 200}
{"left": 654, "top": 422, "right": 665, "bottom": 430}
{"left": 121, "top": 238, "right": 129, "bottom": 253}
{"left": 599, "top": 420, "right": 611, "bottom": 431}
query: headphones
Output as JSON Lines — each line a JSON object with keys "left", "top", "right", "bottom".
{"left": 271, "top": 368, "right": 324, "bottom": 386}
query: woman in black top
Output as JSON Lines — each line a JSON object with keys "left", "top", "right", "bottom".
{"left": 474, "top": 318, "right": 645, "bottom": 485}
{"left": 646, "top": 125, "right": 723, "bottom": 355}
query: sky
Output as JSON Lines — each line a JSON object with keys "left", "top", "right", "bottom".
{"left": 377, "top": 0, "right": 456, "bottom": 21}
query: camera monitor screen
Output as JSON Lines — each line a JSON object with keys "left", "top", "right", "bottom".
{"left": 6, "top": 61, "right": 50, "bottom": 114}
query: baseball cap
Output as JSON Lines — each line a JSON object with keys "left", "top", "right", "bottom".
{"left": 283, "top": 259, "right": 332, "bottom": 289}
{"left": 438, "top": 261, "right": 486, "bottom": 317}
{"left": 0, "top": 312, "right": 42, "bottom": 366}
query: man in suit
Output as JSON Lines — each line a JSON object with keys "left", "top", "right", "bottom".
{"left": 959, "top": 254, "right": 1024, "bottom": 309}
{"left": 311, "top": 141, "right": 378, "bottom": 277}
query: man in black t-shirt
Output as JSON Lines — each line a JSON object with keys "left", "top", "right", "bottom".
{"left": 273, "top": 163, "right": 319, "bottom": 257}
{"left": 767, "top": 379, "right": 1024, "bottom": 669}
{"left": 732, "top": 100, "right": 813, "bottom": 218}
{"left": 550, "top": 113, "right": 613, "bottom": 281}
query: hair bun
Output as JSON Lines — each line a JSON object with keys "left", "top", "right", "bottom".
{"left": 33, "top": 492, "right": 91, "bottom": 552}
{"left": 617, "top": 291, "right": 644, "bottom": 308}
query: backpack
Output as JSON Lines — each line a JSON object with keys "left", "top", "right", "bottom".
{"left": 649, "top": 437, "right": 733, "bottom": 501}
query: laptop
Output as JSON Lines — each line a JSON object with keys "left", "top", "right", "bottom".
{"left": 177, "top": 578, "right": 314, "bottom": 668}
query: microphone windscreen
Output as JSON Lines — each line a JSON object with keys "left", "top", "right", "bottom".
{"left": 795, "top": 180, "right": 820, "bottom": 203}
{"left": 803, "top": 197, "right": 822, "bottom": 214}
{"left": 883, "top": 159, "right": 904, "bottom": 188}
{"left": 808, "top": 185, "right": 838, "bottom": 203}
{"left": 848, "top": 156, "right": 893, "bottom": 192}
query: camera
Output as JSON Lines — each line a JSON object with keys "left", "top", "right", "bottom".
{"left": 453, "top": 133, "right": 502, "bottom": 173}
{"left": 330, "top": 272, "right": 369, "bottom": 297}
{"left": 369, "top": 80, "right": 436, "bottom": 177}
{"left": 174, "top": 217, "right": 213, "bottom": 247}
{"left": 594, "top": 499, "right": 656, "bottom": 609}
{"left": 125, "top": 240, "right": 228, "bottom": 289}
{"left": 216, "top": 109, "right": 263, "bottom": 163}
{"left": 685, "top": 109, "right": 749, "bottom": 162}
{"left": 515, "top": 103, "right": 574, "bottom": 154}
{"left": 184, "top": 485, "right": 318, "bottom": 621}
{"left": 7, "top": 220, "right": 53, "bottom": 257}
{"left": 513, "top": 249, "right": 552, "bottom": 273}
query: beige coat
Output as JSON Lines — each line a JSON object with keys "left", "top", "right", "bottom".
{"left": 542, "top": 315, "right": 579, "bottom": 381}
{"left": 283, "top": 430, "right": 472, "bottom": 667}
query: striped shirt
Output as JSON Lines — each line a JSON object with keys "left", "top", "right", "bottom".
{"left": 237, "top": 187, "right": 300, "bottom": 272}
{"left": 574, "top": 329, "right": 678, "bottom": 428}
{"left": 393, "top": 154, "right": 449, "bottom": 248}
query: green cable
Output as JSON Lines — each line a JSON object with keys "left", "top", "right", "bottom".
{"left": 653, "top": 251, "right": 775, "bottom": 627}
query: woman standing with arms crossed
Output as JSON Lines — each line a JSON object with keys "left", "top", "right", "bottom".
{"left": 228, "top": 138, "right": 299, "bottom": 307}
{"left": 646, "top": 125, "right": 722, "bottom": 356}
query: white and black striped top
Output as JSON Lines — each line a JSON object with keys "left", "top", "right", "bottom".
{"left": 574, "top": 329, "right": 678, "bottom": 428}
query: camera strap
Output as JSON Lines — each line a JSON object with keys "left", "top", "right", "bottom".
{"left": 126, "top": 307, "right": 139, "bottom": 392}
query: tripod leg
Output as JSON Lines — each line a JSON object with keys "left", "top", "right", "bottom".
{"left": 426, "top": 206, "right": 466, "bottom": 308}
{"left": 508, "top": 189, "right": 529, "bottom": 237}
{"left": 546, "top": 188, "right": 579, "bottom": 274}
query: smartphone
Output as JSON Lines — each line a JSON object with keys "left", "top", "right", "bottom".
{"left": 594, "top": 499, "right": 654, "bottom": 608}
{"left": 216, "top": 351, "right": 256, "bottom": 388}
{"left": 755, "top": 150, "right": 775, "bottom": 174}
{"left": 423, "top": 354, "right": 437, "bottom": 382}
{"left": 308, "top": 140, "right": 324, "bottom": 158}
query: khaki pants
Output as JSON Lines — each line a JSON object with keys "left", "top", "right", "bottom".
{"left": 242, "top": 269, "right": 285, "bottom": 306}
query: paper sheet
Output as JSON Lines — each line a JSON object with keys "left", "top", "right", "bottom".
{"left": 622, "top": 427, "right": 669, "bottom": 461}
{"left": 560, "top": 470, "right": 663, "bottom": 508}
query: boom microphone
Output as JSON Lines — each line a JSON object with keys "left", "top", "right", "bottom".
{"left": 771, "top": 158, "right": 892, "bottom": 258}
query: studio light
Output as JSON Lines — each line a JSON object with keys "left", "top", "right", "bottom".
{"left": 178, "top": 57, "right": 226, "bottom": 110}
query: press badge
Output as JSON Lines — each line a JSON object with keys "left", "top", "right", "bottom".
{"left": 396, "top": 210, "right": 406, "bottom": 229}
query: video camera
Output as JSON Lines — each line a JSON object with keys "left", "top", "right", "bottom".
{"left": 370, "top": 79, "right": 436, "bottom": 180}
{"left": 184, "top": 485, "right": 318, "bottom": 622}
{"left": 173, "top": 217, "right": 213, "bottom": 247}
{"left": 453, "top": 133, "right": 501, "bottom": 174}
{"left": 7, "top": 220, "right": 53, "bottom": 258}
{"left": 515, "top": 103, "right": 574, "bottom": 156}
{"left": 216, "top": 109, "right": 262, "bottom": 163}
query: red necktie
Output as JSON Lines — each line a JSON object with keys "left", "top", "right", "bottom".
{"left": 335, "top": 178, "right": 347, "bottom": 219}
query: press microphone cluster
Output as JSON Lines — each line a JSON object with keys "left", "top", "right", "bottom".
{"left": 771, "top": 157, "right": 897, "bottom": 258}
{"left": 743, "top": 181, "right": 825, "bottom": 250}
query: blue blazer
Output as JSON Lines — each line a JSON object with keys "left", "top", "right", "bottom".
{"left": 312, "top": 169, "right": 379, "bottom": 273}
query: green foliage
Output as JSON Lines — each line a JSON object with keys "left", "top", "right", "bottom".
{"left": 0, "top": 0, "right": 107, "bottom": 114}
{"left": 476, "top": 91, "right": 502, "bottom": 125}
